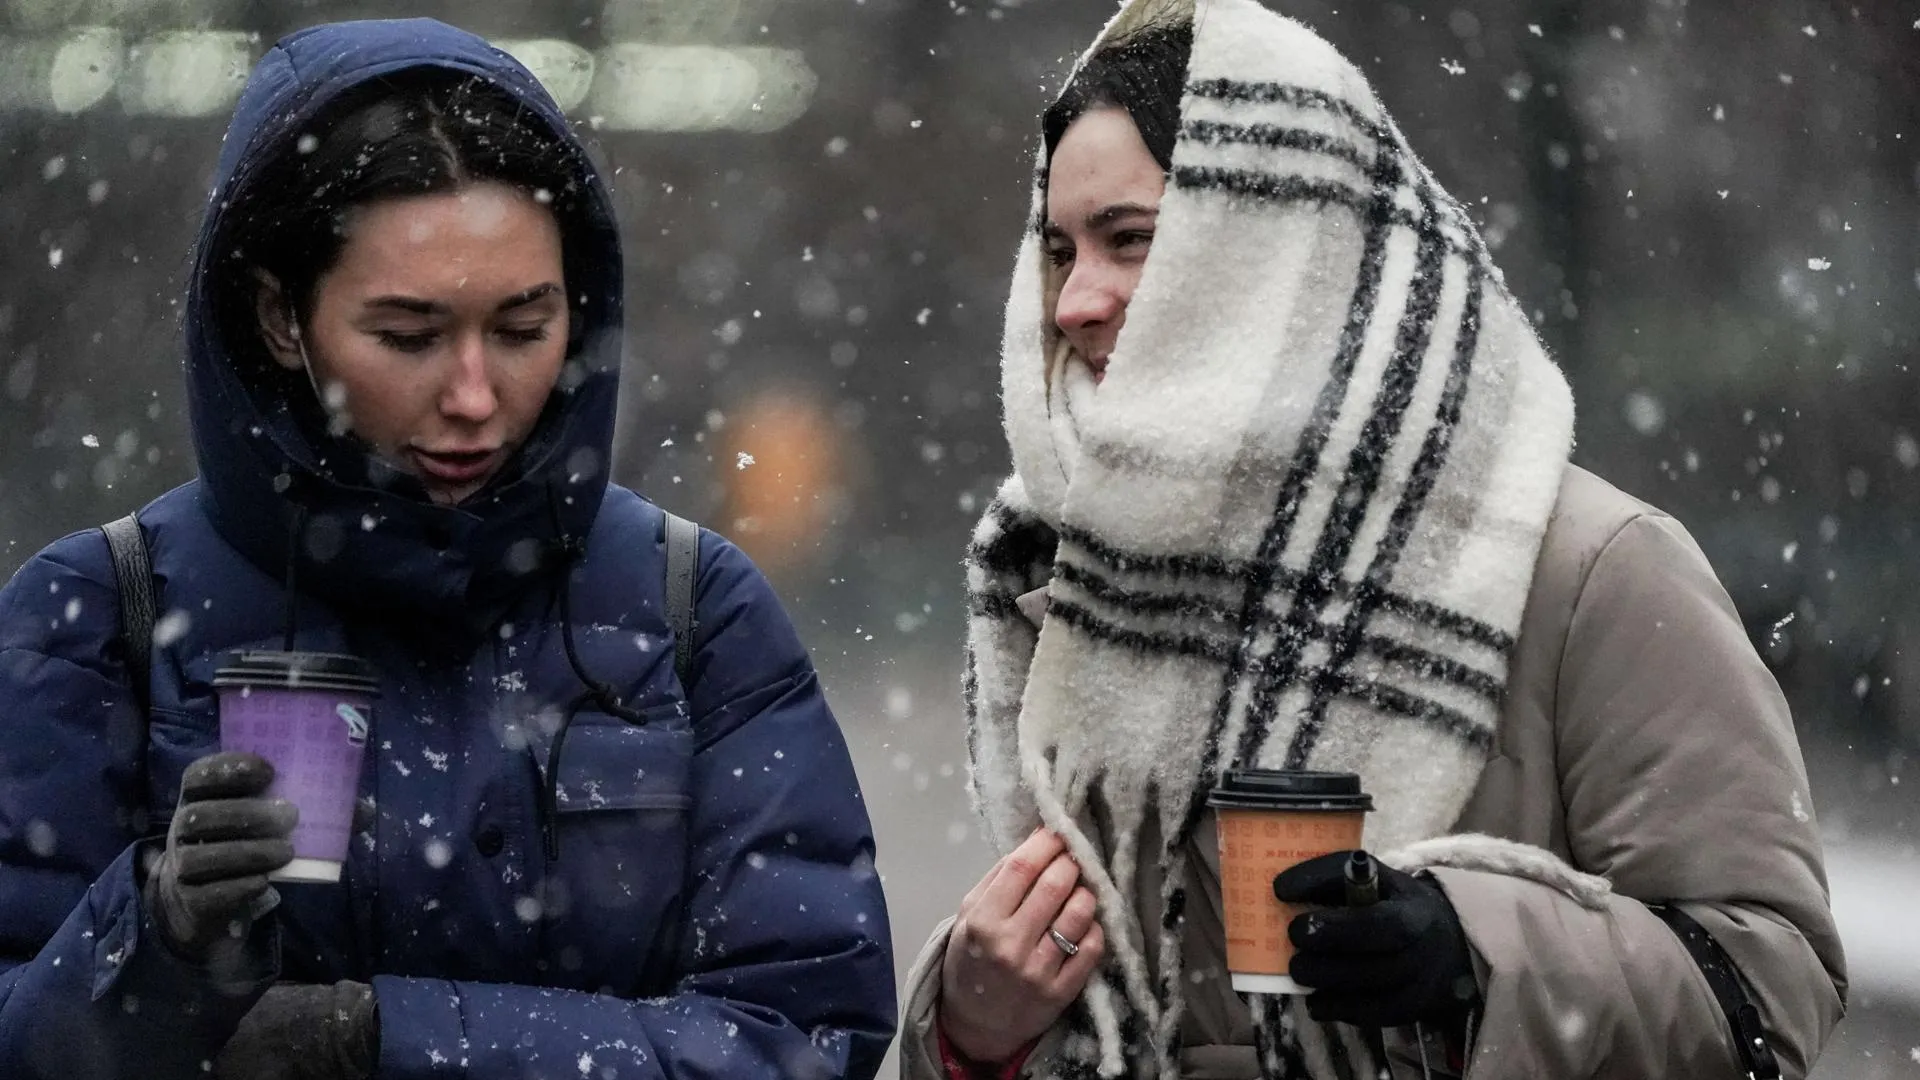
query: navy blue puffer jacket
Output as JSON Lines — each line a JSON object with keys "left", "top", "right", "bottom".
{"left": 0, "top": 19, "right": 895, "bottom": 1080}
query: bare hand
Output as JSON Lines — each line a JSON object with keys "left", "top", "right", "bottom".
{"left": 938, "top": 829, "right": 1106, "bottom": 1065}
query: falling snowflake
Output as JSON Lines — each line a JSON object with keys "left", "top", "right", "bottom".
{"left": 1439, "top": 58, "right": 1466, "bottom": 76}
{"left": 736, "top": 452, "right": 756, "bottom": 470}
{"left": 154, "top": 610, "right": 192, "bottom": 647}
{"left": 1806, "top": 257, "right": 1831, "bottom": 272}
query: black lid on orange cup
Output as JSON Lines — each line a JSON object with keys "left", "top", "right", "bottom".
{"left": 1206, "top": 769, "right": 1373, "bottom": 812}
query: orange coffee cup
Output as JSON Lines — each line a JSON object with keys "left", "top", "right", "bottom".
{"left": 1207, "top": 769, "right": 1372, "bottom": 994}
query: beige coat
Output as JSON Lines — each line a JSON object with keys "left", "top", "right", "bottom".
{"left": 901, "top": 466, "right": 1847, "bottom": 1079}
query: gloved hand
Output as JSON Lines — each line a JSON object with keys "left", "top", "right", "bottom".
{"left": 142, "top": 752, "right": 298, "bottom": 958}
{"left": 1272, "top": 851, "right": 1479, "bottom": 1027}
{"left": 213, "top": 981, "right": 379, "bottom": 1080}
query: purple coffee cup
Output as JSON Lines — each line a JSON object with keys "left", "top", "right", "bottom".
{"left": 215, "top": 651, "right": 379, "bottom": 884}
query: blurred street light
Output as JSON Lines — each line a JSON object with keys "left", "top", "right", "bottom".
{"left": 117, "top": 30, "right": 252, "bottom": 117}
{"left": 0, "top": 28, "right": 125, "bottom": 113}
{"left": 588, "top": 43, "right": 814, "bottom": 133}
{"left": 495, "top": 38, "right": 595, "bottom": 112}
{"left": 600, "top": 0, "right": 751, "bottom": 44}
{"left": 6, "top": 0, "right": 245, "bottom": 33}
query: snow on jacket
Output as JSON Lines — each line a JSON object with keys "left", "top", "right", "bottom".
{"left": 0, "top": 18, "right": 895, "bottom": 1080}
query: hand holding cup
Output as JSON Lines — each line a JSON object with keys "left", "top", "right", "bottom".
{"left": 1272, "top": 850, "right": 1477, "bottom": 1027}
{"left": 142, "top": 751, "right": 298, "bottom": 958}
{"left": 938, "top": 829, "right": 1107, "bottom": 1065}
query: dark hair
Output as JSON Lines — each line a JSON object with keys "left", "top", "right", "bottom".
{"left": 1042, "top": 22, "right": 1195, "bottom": 174}
{"left": 211, "top": 70, "right": 594, "bottom": 378}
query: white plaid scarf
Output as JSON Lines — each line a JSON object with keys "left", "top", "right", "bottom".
{"left": 962, "top": 1, "right": 1582, "bottom": 1076}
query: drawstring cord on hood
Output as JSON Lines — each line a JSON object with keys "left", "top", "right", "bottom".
{"left": 539, "top": 482, "right": 649, "bottom": 860}
{"left": 283, "top": 504, "right": 310, "bottom": 651}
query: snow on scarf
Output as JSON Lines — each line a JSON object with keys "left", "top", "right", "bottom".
{"left": 962, "top": 0, "right": 1585, "bottom": 1076}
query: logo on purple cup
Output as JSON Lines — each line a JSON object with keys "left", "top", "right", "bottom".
{"left": 337, "top": 704, "right": 370, "bottom": 747}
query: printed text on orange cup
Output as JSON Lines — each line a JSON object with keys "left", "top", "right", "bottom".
{"left": 1215, "top": 809, "right": 1366, "bottom": 977}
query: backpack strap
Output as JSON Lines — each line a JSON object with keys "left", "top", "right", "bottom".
{"left": 662, "top": 511, "right": 700, "bottom": 687}
{"left": 1651, "top": 904, "right": 1782, "bottom": 1080}
{"left": 101, "top": 513, "right": 156, "bottom": 713}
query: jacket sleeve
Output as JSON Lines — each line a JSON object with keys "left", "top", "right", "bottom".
{"left": 1431, "top": 514, "right": 1846, "bottom": 1080}
{"left": 371, "top": 533, "right": 897, "bottom": 1080}
{"left": 0, "top": 532, "right": 277, "bottom": 1080}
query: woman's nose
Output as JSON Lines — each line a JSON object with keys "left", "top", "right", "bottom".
{"left": 1054, "top": 265, "right": 1125, "bottom": 337}
{"left": 440, "top": 334, "right": 498, "bottom": 422}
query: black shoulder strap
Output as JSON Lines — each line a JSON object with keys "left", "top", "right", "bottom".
{"left": 662, "top": 511, "right": 700, "bottom": 687}
{"left": 100, "top": 514, "right": 156, "bottom": 713}
{"left": 1652, "top": 904, "right": 1782, "bottom": 1080}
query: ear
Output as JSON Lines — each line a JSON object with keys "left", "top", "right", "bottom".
{"left": 252, "top": 270, "right": 305, "bottom": 372}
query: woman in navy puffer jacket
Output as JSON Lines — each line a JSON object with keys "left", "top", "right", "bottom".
{"left": 0, "top": 18, "right": 895, "bottom": 1080}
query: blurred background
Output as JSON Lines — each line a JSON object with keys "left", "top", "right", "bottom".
{"left": 0, "top": 0, "right": 1915, "bottom": 1074}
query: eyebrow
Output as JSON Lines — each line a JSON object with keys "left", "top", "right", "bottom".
{"left": 1042, "top": 202, "right": 1161, "bottom": 239}
{"left": 363, "top": 282, "right": 562, "bottom": 316}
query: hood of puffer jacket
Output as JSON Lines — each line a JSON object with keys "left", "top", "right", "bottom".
{"left": 183, "top": 18, "right": 624, "bottom": 640}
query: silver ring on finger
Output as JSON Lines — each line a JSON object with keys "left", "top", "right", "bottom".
{"left": 1047, "top": 927, "right": 1081, "bottom": 957}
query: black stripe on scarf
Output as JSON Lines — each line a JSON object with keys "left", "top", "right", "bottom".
{"left": 967, "top": 500, "right": 1061, "bottom": 580}
{"left": 1060, "top": 524, "right": 1254, "bottom": 581}
{"left": 1379, "top": 592, "right": 1514, "bottom": 653}
{"left": 1359, "top": 633, "right": 1503, "bottom": 701}
{"left": 1186, "top": 78, "right": 1391, "bottom": 144}
{"left": 961, "top": 647, "right": 983, "bottom": 782}
{"left": 1056, "top": 526, "right": 1514, "bottom": 654}
{"left": 968, "top": 588, "right": 1023, "bottom": 620}
{"left": 1253, "top": 995, "right": 1315, "bottom": 1080}
{"left": 1171, "top": 104, "right": 1405, "bottom": 867}
{"left": 1049, "top": 597, "right": 1237, "bottom": 664}
{"left": 1047, "top": 598, "right": 1493, "bottom": 749}
{"left": 1180, "top": 120, "right": 1372, "bottom": 171}
{"left": 1244, "top": 155, "right": 1454, "bottom": 772}
{"left": 1054, "top": 558, "right": 1240, "bottom": 623}
{"left": 1289, "top": 253, "right": 1491, "bottom": 765}
{"left": 1050, "top": 562, "right": 1503, "bottom": 704}
{"left": 1322, "top": 1025, "right": 1361, "bottom": 1080}
{"left": 1170, "top": 166, "right": 1478, "bottom": 261}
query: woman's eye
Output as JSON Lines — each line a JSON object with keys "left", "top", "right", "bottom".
{"left": 375, "top": 330, "right": 436, "bottom": 353}
{"left": 1045, "top": 246, "right": 1076, "bottom": 268}
{"left": 1115, "top": 230, "right": 1155, "bottom": 252}
{"left": 498, "top": 324, "right": 551, "bottom": 345}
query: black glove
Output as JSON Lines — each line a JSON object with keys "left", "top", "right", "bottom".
{"left": 1271, "top": 850, "right": 1478, "bottom": 1027}
{"left": 142, "top": 752, "right": 298, "bottom": 959}
{"left": 213, "top": 981, "right": 379, "bottom": 1080}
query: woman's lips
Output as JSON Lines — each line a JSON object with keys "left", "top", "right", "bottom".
{"left": 410, "top": 447, "right": 500, "bottom": 486}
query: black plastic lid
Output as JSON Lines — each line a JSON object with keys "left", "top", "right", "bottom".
{"left": 213, "top": 651, "right": 380, "bottom": 696}
{"left": 1206, "top": 769, "right": 1373, "bottom": 812}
